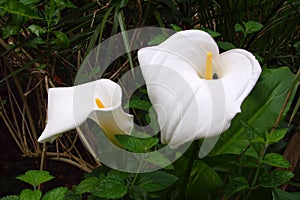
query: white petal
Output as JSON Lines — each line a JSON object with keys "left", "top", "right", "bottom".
{"left": 215, "top": 49, "right": 262, "bottom": 119}
{"left": 38, "top": 79, "right": 133, "bottom": 143}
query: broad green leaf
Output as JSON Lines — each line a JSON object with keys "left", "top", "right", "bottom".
{"left": 75, "top": 177, "right": 100, "bottom": 194}
{"left": 28, "top": 24, "right": 46, "bottom": 37}
{"left": 210, "top": 67, "right": 296, "bottom": 157}
{"left": 20, "top": 189, "right": 42, "bottom": 200}
{"left": 115, "top": 134, "right": 159, "bottom": 153}
{"left": 0, "top": 0, "right": 40, "bottom": 18}
{"left": 224, "top": 176, "right": 249, "bottom": 198}
{"left": 24, "top": 37, "right": 45, "bottom": 48}
{"left": 137, "top": 171, "right": 178, "bottom": 192}
{"left": 266, "top": 128, "right": 288, "bottom": 144}
{"left": 20, "top": 0, "right": 40, "bottom": 5}
{"left": 143, "top": 151, "right": 174, "bottom": 170}
{"left": 111, "top": 0, "right": 129, "bottom": 8}
{"left": 272, "top": 188, "right": 300, "bottom": 200}
{"left": 262, "top": 153, "right": 290, "bottom": 168}
{"left": 243, "top": 21, "right": 263, "bottom": 35}
{"left": 259, "top": 170, "right": 294, "bottom": 188}
{"left": 217, "top": 41, "right": 236, "bottom": 50}
{"left": 16, "top": 170, "right": 54, "bottom": 188}
{"left": 54, "top": 31, "right": 70, "bottom": 48}
{"left": 0, "top": 196, "right": 19, "bottom": 200}
{"left": 42, "top": 187, "right": 68, "bottom": 200}
{"left": 91, "top": 173, "right": 127, "bottom": 199}
{"left": 1, "top": 24, "right": 20, "bottom": 39}
{"left": 186, "top": 160, "right": 222, "bottom": 199}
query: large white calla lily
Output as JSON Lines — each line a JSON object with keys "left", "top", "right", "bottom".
{"left": 138, "top": 30, "right": 261, "bottom": 149}
{"left": 38, "top": 79, "right": 133, "bottom": 145}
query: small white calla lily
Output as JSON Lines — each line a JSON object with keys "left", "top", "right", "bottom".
{"left": 138, "top": 30, "right": 261, "bottom": 148}
{"left": 38, "top": 79, "right": 133, "bottom": 145}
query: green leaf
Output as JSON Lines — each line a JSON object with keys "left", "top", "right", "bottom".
{"left": 199, "top": 28, "right": 221, "bottom": 38}
{"left": 259, "top": 170, "right": 294, "bottom": 188}
{"left": 53, "top": 0, "right": 76, "bottom": 8}
{"left": 272, "top": 188, "right": 300, "bottom": 200}
{"left": 53, "top": 31, "right": 70, "bottom": 48}
{"left": 1, "top": 24, "right": 20, "bottom": 39}
{"left": 126, "top": 98, "right": 152, "bottom": 111}
{"left": 170, "top": 24, "right": 182, "bottom": 31}
{"left": 28, "top": 24, "right": 46, "bottom": 37}
{"left": 16, "top": 170, "right": 54, "bottom": 188}
{"left": 224, "top": 176, "right": 249, "bottom": 198}
{"left": 234, "top": 23, "right": 245, "bottom": 33}
{"left": 115, "top": 134, "right": 159, "bottom": 153}
{"left": 143, "top": 151, "right": 174, "bottom": 170}
{"left": 186, "top": 160, "right": 222, "bottom": 199}
{"left": 20, "top": 0, "right": 40, "bottom": 5}
{"left": 20, "top": 189, "right": 42, "bottom": 200}
{"left": 266, "top": 128, "right": 288, "bottom": 144}
{"left": 241, "top": 120, "right": 266, "bottom": 155}
{"left": 0, "top": 0, "right": 40, "bottom": 18}
{"left": 262, "top": 153, "right": 290, "bottom": 168}
{"left": 210, "top": 67, "right": 296, "bottom": 157}
{"left": 24, "top": 37, "right": 45, "bottom": 48}
{"left": 91, "top": 172, "right": 127, "bottom": 199}
{"left": 137, "top": 171, "right": 178, "bottom": 192}
{"left": 217, "top": 41, "right": 236, "bottom": 51}
{"left": 42, "top": 187, "right": 68, "bottom": 200}
{"left": 111, "top": 0, "right": 129, "bottom": 8}
{"left": 148, "top": 34, "right": 169, "bottom": 45}
{"left": 0, "top": 195, "right": 19, "bottom": 200}
{"left": 243, "top": 21, "right": 263, "bottom": 35}
{"left": 75, "top": 177, "right": 101, "bottom": 194}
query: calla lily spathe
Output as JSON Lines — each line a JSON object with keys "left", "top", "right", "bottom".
{"left": 138, "top": 30, "right": 261, "bottom": 148}
{"left": 38, "top": 79, "right": 133, "bottom": 144}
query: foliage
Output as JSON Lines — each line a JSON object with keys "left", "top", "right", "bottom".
{"left": 0, "top": 0, "right": 299, "bottom": 199}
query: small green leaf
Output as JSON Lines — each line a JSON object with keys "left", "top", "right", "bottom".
{"left": 225, "top": 176, "right": 249, "bottom": 198}
{"left": 28, "top": 24, "right": 46, "bottom": 37}
{"left": 0, "top": 195, "right": 19, "bottom": 200}
{"left": 263, "top": 153, "right": 291, "bottom": 168}
{"left": 272, "top": 188, "right": 300, "bottom": 200}
{"left": 16, "top": 170, "right": 54, "bottom": 188}
{"left": 20, "top": 0, "right": 40, "bottom": 5}
{"left": 143, "top": 151, "right": 174, "bottom": 170}
{"left": 241, "top": 121, "right": 266, "bottom": 155}
{"left": 259, "top": 170, "right": 294, "bottom": 188}
{"left": 170, "top": 24, "right": 182, "bottom": 31}
{"left": 1, "top": 24, "right": 20, "bottom": 39}
{"left": 266, "top": 128, "right": 288, "bottom": 144}
{"left": 148, "top": 34, "right": 169, "bottom": 45}
{"left": 199, "top": 28, "right": 221, "bottom": 38}
{"left": 75, "top": 177, "right": 101, "bottom": 194}
{"left": 91, "top": 173, "right": 127, "bottom": 199}
{"left": 217, "top": 41, "right": 236, "bottom": 50}
{"left": 24, "top": 37, "right": 45, "bottom": 48}
{"left": 126, "top": 98, "right": 152, "bottom": 111}
{"left": 234, "top": 23, "right": 245, "bottom": 33}
{"left": 53, "top": 31, "right": 70, "bottom": 48}
{"left": 20, "top": 189, "right": 42, "bottom": 200}
{"left": 243, "top": 21, "right": 263, "bottom": 34}
{"left": 42, "top": 187, "right": 68, "bottom": 200}
{"left": 115, "top": 134, "right": 159, "bottom": 153}
{"left": 137, "top": 171, "right": 178, "bottom": 192}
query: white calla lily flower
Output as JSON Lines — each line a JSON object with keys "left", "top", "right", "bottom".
{"left": 138, "top": 30, "right": 261, "bottom": 148}
{"left": 38, "top": 79, "right": 133, "bottom": 145}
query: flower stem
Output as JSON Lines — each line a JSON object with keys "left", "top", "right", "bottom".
{"left": 177, "top": 141, "right": 199, "bottom": 199}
